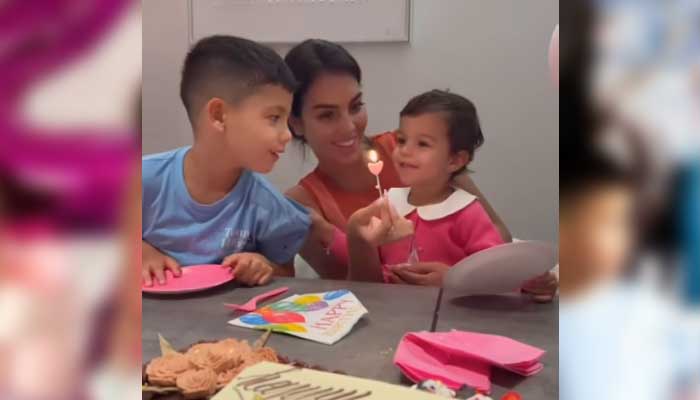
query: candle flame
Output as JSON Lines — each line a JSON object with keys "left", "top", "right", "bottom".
{"left": 368, "top": 149, "right": 379, "bottom": 163}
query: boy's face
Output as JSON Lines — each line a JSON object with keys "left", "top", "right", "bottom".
{"left": 560, "top": 185, "right": 635, "bottom": 290}
{"left": 394, "top": 113, "right": 467, "bottom": 187}
{"left": 220, "top": 84, "right": 293, "bottom": 173}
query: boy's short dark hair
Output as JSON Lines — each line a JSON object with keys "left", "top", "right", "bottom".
{"left": 561, "top": 109, "right": 648, "bottom": 204}
{"left": 560, "top": 149, "right": 638, "bottom": 207}
{"left": 180, "top": 35, "right": 297, "bottom": 124}
{"left": 400, "top": 89, "right": 484, "bottom": 175}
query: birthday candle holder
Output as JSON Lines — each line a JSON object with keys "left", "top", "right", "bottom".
{"left": 367, "top": 149, "right": 384, "bottom": 198}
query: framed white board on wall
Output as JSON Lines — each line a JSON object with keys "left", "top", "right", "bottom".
{"left": 188, "top": 0, "right": 411, "bottom": 44}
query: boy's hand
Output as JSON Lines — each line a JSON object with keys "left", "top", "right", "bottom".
{"left": 222, "top": 252, "right": 274, "bottom": 286}
{"left": 142, "top": 241, "right": 181, "bottom": 286}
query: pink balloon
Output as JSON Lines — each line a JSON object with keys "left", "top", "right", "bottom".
{"left": 548, "top": 25, "right": 559, "bottom": 87}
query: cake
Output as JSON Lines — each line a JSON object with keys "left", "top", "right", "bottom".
{"left": 142, "top": 338, "right": 340, "bottom": 400}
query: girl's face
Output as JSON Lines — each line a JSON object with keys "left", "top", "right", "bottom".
{"left": 290, "top": 73, "right": 368, "bottom": 166}
{"left": 394, "top": 112, "right": 468, "bottom": 188}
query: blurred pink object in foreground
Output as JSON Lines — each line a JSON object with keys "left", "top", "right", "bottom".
{"left": 549, "top": 24, "right": 559, "bottom": 87}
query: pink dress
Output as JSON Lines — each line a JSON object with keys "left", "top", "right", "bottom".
{"left": 379, "top": 187, "right": 504, "bottom": 282}
{"left": 330, "top": 187, "right": 504, "bottom": 283}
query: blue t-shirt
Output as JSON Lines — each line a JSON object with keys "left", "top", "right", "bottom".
{"left": 560, "top": 283, "right": 679, "bottom": 399}
{"left": 142, "top": 147, "right": 310, "bottom": 266}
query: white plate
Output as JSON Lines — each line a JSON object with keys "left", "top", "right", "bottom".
{"left": 443, "top": 241, "right": 557, "bottom": 295}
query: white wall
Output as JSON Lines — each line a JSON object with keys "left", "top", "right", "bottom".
{"left": 142, "top": 0, "right": 559, "bottom": 242}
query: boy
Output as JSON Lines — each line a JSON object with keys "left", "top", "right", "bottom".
{"left": 142, "top": 36, "right": 310, "bottom": 286}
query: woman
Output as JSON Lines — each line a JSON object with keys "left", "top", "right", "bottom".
{"left": 285, "top": 39, "right": 555, "bottom": 298}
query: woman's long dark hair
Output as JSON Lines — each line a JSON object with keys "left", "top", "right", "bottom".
{"left": 284, "top": 39, "right": 362, "bottom": 141}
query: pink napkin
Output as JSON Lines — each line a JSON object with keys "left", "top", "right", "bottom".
{"left": 394, "top": 330, "right": 545, "bottom": 393}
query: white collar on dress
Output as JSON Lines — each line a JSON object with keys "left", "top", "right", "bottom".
{"left": 387, "top": 187, "right": 476, "bottom": 221}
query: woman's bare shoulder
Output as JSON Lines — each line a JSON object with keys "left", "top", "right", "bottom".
{"left": 285, "top": 184, "right": 321, "bottom": 213}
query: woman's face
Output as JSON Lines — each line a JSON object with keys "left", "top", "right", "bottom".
{"left": 292, "top": 73, "right": 368, "bottom": 166}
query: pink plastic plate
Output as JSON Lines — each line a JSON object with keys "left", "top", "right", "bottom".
{"left": 141, "top": 264, "right": 235, "bottom": 294}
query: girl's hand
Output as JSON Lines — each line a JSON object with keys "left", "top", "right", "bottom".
{"left": 385, "top": 269, "right": 408, "bottom": 284}
{"left": 522, "top": 271, "right": 559, "bottom": 302}
{"left": 389, "top": 262, "right": 450, "bottom": 287}
{"left": 222, "top": 252, "right": 274, "bottom": 286}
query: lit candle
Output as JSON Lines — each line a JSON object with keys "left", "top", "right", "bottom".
{"left": 367, "top": 149, "right": 384, "bottom": 198}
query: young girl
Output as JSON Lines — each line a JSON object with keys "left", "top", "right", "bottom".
{"left": 345, "top": 90, "right": 504, "bottom": 284}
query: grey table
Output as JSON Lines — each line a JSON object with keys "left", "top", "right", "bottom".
{"left": 435, "top": 289, "right": 559, "bottom": 399}
{"left": 143, "top": 279, "right": 558, "bottom": 399}
{"left": 143, "top": 277, "right": 440, "bottom": 384}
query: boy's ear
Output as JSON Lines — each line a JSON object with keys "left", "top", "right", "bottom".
{"left": 288, "top": 115, "right": 303, "bottom": 138}
{"left": 205, "top": 98, "right": 226, "bottom": 132}
{"left": 448, "top": 150, "right": 470, "bottom": 174}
